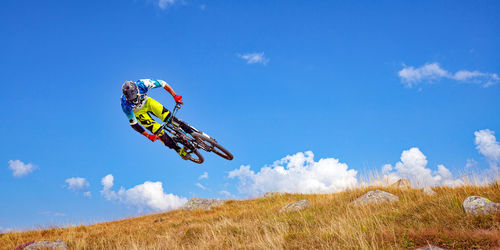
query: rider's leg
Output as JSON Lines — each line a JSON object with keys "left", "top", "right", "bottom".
{"left": 146, "top": 97, "right": 194, "bottom": 134}
{"left": 145, "top": 97, "right": 172, "bottom": 122}
{"left": 173, "top": 117, "right": 194, "bottom": 134}
{"left": 134, "top": 98, "right": 180, "bottom": 151}
{"left": 157, "top": 130, "right": 181, "bottom": 150}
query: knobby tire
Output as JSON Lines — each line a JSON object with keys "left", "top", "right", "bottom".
{"left": 192, "top": 132, "right": 233, "bottom": 160}
{"left": 186, "top": 148, "right": 204, "bottom": 164}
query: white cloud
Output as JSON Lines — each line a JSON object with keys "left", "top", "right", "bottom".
{"left": 65, "top": 177, "right": 91, "bottom": 197}
{"left": 382, "top": 147, "right": 463, "bottom": 187}
{"left": 100, "top": 174, "right": 187, "bottom": 212}
{"left": 437, "top": 164, "right": 452, "bottom": 180}
{"left": 158, "top": 0, "right": 175, "bottom": 9}
{"left": 465, "top": 158, "right": 478, "bottom": 169}
{"left": 219, "top": 190, "right": 231, "bottom": 198}
{"left": 101, "top": 174, "right": 117, "bottom": 200}
{"left": 0, "top": 227, "right": 12, "bottom": 234}
{"left": 198, "top": 172, "right": 208, "bottom": 180}
{"left": 195, "top": 183, "right": 206, "bottom": 190}
{"left": 395, "top": 147, "right": 440, "bottom": 186}
{"left": 238, "top": 52, "right": 269, "bottom": 65}
{"left": 39, "top": 211, "right": 66, "bottom": 217}
{"left": 442, "top": 178, "right": 465, "bottom": 187}
{"left": 65, "top": 177, "right": 89, "bottom": 191}
{"left": 474, "top": 129, "right": 500, "bottom": 171}
{"left": 436, "top": 164, "right": 464, "bottom": 187}
{"left": 102, "top": 174, "right": 114, "bottom": 189}
{"left": 453, "top": 70, "right": 486, "bottom": 81}
{"left": 381, "top": 164, "right": 393, "bottom": 174}
{"left": 8, "top": 160, "right": 37, "bottom": 177}
{"left": 228, "top": 151, "right": 358, "bottom": 197}
{"left": 218, "top": 190, "right": 239, "bottom": 199}
{"left": 398, "top": 62, "right": 499, "bottom": 88}
{"left": 398, "top": 63, "right": 448, "bottom": 87}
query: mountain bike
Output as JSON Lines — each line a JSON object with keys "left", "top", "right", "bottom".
{"left": 154, "top": 103, "right": 234, "bottom": 164}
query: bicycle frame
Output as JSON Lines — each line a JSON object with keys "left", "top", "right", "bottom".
{"left": 154, "top": 103, "right": 215, "bottom": 153}
{"left": 154, "top": 103, "right": 182, "bottom": 136}
{"left": 154, "top": 103, "right": 202, "bottom": 149}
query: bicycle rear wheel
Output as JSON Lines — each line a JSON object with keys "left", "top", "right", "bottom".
{"left": 184, "top": 147, "right": 204, "bottom": 164}
{"left": 168, "top": 130, "right": 204, "bottom": 164}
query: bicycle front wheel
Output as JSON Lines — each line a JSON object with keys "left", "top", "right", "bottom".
{"left": 192, "top": 132, "right": 233, "bottom": 161}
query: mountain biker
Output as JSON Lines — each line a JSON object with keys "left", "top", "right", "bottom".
{"left": 121, "top": 79, "right": 194, "bottom": 159}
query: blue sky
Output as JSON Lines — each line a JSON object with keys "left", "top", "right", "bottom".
{"left": 1, "top": 0, "right": 499, "bottom": 231}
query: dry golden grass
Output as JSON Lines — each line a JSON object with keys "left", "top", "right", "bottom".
{"left": 1, "top": 183, "right": 499, "bottom": 249}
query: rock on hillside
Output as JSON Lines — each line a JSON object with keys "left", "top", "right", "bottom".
{"left": 415, "top": 244, "right": 447, "bottom": 250}
{"left": 462, "top": 196, "right": 499, "bottom": 215}
{"left": 423, "top": 186, "right": 436, "bottom": 196}
{"left": 279, "top": 200, "right": 310, "bottom": 213}
{"left": 351, "top": 190, "right": 399, "bottom": 206}
{"left": 183, "top": 198, "right": 226, "bottom": 211}
{"left": 390, "top": 178, "right": 411, "bottom": 189}
{"left": 263, "top": 192, "right": 281, "bottom": 198}
{"left": 21, "top": 239, "right": 69, "bottom": 250}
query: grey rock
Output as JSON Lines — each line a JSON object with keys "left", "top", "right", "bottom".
{"left": 183, "top": 197, "right": 226, "bottom": 210}
{"left": 390, "top": 178, "right": 411, "bottom": 189}
{"left": 263, "top": 192, "right": 281, "bottom": 198}
{"left": 351, "top": 190, "right": 399, "bottom": 206}
{"left": 24, "top": 239, "right": 69, "bottom": 250}
{"left": 462, "top": 196, "right": 499, "bottom": 215}
{"left": 415, "top": 244, "right": 447, "bottom": 250}
{"left": 279, "top": 200, "right": 310, "bottom": 213}
{"left": 423, "top": 186, "right": 436, "bottom": 196}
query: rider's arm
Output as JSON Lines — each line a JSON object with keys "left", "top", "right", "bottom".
{"left": 161, "top": 81, "right": 182, "bottom": 103}
{"left": 131, "top": 123, "right": 158, "bottom": 141}
{"left": 138, "top": 79, "right": 180, "bottom": 101}
{"left": 162, "top": 82, "right": 177, "bottom": 99}
{"left": 121, "top": 96, "right": 157, "bottom": 141}
{"left": 131, "top": 123, "right": 145, "bottom": 133}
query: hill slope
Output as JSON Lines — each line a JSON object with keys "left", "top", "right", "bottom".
{"left": 1, "top": 185, "right": 499, "bottom": 249}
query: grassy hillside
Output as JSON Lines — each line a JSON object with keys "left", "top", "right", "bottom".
{"left": 1, "top": 184, "right": 499, "bottom": 249}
